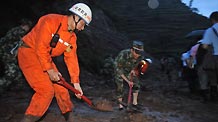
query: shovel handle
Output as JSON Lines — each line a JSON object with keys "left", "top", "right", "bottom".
{"left": 127, "top": 73, "right": 133, "bottom": 106}
{"left": 127, "top": 85, "right": 133, "bottom": 105}
{"left": 57, "top": 77, "right": 93, "bottom": 106}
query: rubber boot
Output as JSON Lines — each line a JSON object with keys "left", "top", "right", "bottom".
{"left": 63, "top": 111, "right": 74, "bottom": 122}
{"left": 20, "top": 115, "right": 40, "bottom": 122}
{"left": 210, "top": 86, "right": 218, "bottom": 102}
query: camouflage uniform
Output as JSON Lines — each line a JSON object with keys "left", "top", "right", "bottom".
{"left": 114, "top": 49, "right": 143, "bottom": 99}
{"left": 100, "top": 55, "right": 114, "bottom": 78}
{"left": 0, "top": 25, "right": 29, "bottom": 93}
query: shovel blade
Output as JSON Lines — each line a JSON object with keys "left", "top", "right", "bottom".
{"left": 92, "top": 99, "right": 113, "bottom": 112}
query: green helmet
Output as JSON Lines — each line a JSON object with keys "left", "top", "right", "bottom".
{"left": 132, "top": 40, "right": 144, "bottom": 55}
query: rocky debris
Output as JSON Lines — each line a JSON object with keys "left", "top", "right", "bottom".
{"left": 1, "top": 81, "right": 218, "bottom": 122}
{"left": 0, "top": 0, "right": 212, "bottom": 92}
{"left": 1, "top": 0, "right": 218, "bottom": 122}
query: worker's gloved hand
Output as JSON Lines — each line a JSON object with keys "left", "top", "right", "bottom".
{"left": 130, "top": 70, "right": 137, "bottom": 76}
{"left": 73, "top": 83, "right": 83, "bottom": 99}
{"left": 47, "top": 69, "right": 62, "bottom": 82}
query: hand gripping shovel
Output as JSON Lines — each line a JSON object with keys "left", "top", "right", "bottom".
{"left": 56, "top": 77, "right": 113, "bottom": 112}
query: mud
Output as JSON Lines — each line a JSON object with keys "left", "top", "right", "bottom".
{"left": 92, "top": 98, "right": 113, "bottom": 112}
{"left": 0, "top": 80, "right": 218, "bottom": 122}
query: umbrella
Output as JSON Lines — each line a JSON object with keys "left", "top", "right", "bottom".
{"left": 185, "top": 30, "right": 205, "bottom": 40}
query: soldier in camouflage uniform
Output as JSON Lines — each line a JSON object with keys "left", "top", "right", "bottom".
{"left": 100, "top": 55, "right": 114, "bottom": 77}
{"left": 114, "top": 40, "right": 145, "bottom": 110}
{"left": 0, "top": 18, "right": 32, "bottom": 93}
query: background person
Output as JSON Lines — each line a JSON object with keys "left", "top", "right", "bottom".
{"left": 201, "top": 11, "right": 218, "bottom": 102}
{"left": 181, "top": 51, "right": 198, "bottom": 93}
{"left": 0, "top": 18, "right": 32, "bottom": 92}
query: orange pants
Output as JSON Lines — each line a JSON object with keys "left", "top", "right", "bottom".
{"left": 18, "top": 47, "right": 73, "bottom": 117}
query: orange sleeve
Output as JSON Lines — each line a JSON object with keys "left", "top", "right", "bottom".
{"left": 64, "top": 35, "right": 80, "bottom": 83}
{"left": 34, "top": 19, "right": 53, "bottom": 71}
{"left": 64, "top": 42, "right": 80, "bottom": 83}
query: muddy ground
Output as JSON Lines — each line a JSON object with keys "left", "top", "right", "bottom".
{"left": 0, "top": 75, "right": 218, "bottom": 122}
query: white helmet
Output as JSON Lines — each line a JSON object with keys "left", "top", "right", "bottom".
{"left": 145, "top": 58, "right": 152, "bottom": 63}
{"left": 69, "top": 3, "right": 92, "bottom": 25}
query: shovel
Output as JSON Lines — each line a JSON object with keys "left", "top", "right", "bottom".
{"left": 56, "top": 77, "right": 113, "bottom": 112}
{"left": 126, "top": 84, "right": 133, "bottom": 111}
{"left": 127, "top": 73, "right": 134, "bottom": 111}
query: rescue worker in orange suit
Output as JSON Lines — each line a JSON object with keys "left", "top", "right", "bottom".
{"left": 18, "top": 3, "right": 92, "bottom": 122}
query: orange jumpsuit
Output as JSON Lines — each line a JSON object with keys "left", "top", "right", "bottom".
{"left": 18, "top": 14, "right": 80, "bottom": 117}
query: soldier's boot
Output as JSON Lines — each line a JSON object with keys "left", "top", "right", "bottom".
{"left": 63, "top": 111, "right": 74, "bottom": 122}
{"left": 210, "top": 86, "right": 218, "bottom": 102}
{"left": 20, "top": 115, "right": 40, "bottom": 122}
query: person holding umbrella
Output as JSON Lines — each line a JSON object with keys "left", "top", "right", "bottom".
{"left": 200, "top": 11, "right": 218, "bottom": 102}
